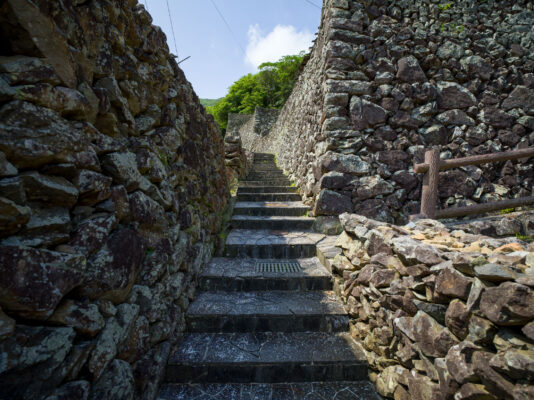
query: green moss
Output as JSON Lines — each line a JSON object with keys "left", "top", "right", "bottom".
{"left": 438, "top": 2, "right": 453, "bottom": 11}
{"left": 500, "top": 208, "right": 516, "bottom": 214}
{"left": 158, "top": 151, "right": 168, "bottom": 166}
{"left": 516, "top": 233, "right": 534, "bottom": 243}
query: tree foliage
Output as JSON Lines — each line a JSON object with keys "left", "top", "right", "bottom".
{"left": 207, "top": 53, "right": 306, "bottom": 133}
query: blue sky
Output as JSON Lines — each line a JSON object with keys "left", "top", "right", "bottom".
{"left": 142, "top": 0, "right": 322, "bottom": 99}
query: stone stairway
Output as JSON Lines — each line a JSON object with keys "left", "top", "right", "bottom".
{"left": 158, "top": 153, "right": 381, "bottom": 399}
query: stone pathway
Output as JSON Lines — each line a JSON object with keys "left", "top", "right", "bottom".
{"left": 158, "top": 153, "right": 381, "bottom": 399}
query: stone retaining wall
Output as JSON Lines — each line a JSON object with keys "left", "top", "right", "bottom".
{"left": 269, "top": 0, "right": 534, "bottom": 223}
{"left": 227, "top": 106, "right": 281, "bottom": 152}
{"left": 321, "top": 213, "right": 534, "bottom": 400}
{"left": 0, "top": 1, "right": 229, "bottom": 399}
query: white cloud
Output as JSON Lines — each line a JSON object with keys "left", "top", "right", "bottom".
{"left": 245, "top": 24, "right": 314, "bottom": 69}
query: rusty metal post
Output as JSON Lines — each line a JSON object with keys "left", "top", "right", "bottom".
{"left": 420, "top": 147, "right": 441, "bottom": 219}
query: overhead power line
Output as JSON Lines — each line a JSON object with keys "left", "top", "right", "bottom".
{"left": 209, "top": 0, "right": 246, "bottom": 56}
{"left": 303, "top": 0, "right": 322, "bottom": 10}
{"left": 165, "top": 0, "right": 179, "bottom": 58}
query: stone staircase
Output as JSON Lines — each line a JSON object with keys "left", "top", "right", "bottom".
{"left": 158, "top": 153, "right": 381, "bottom": 399}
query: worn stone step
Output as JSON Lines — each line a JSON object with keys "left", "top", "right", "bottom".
{"left": 236, "top": 192, "right": 301, "bottom": 202}
{"left": 199, "top": 257, "right": 331, "bottom": 291}
{"left": 233, "top": 202, "right": 309, "bottom": 217}
{"left": 224, "top": 229, "right": 324, "bottom": 258}
{"left": 237, "top": 186, "right": 298, "bottom": 193}
{"left": 165, "top": 332, "right": 367, "bottom": 384}
{"left": 158, "top": 381, "right": 381, "bottom": 399}
{"left": 249, "top": 166, "right": 281, "bottom": 170}
{"left": 248, "top": 168, "right": 282, "bottom": 172}
{"left": 246, "top": 173, "right": 287, "bottom": 179}
{"left": 239, "top": 180, "right": 291, "bottom": 186}
{"left": 231, "top": 215, "right": 314, "bottom": 230}
{"left": 186, "top": 290, "right": 347, "bottom": 333}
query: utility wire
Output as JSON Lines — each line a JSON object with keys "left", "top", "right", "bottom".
{"left": 303, "top": 0, "right": 322, "bottom": 10}
{"left": 209, "top": 0, "right": 246, "bottom": 56}
{"left": 165, "top": 0, "right": 179, "bottom": 58}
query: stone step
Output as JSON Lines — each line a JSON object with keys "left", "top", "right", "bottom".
{"left": 231, "top": 215, "right": 314, "bottom": 230}
{"left": 246, "top": 173, "right": 287, "bottom": 179}
{"left": 158, "top": 381, "right": 382, "bottom": 399}
{"left": 165, "top": 332, "right": 367, "bottom": 384}
{"left": 199, "top": 257, "right": 331, "bottom": 291}
{"left": 236, "top": 192, "right": 301, "bottom": 202}
{"left": 248, "top": 167, "right": 281, "bottom": 171}
{"left": 233, "top": 201, "right": 309, "bottom": 217}
{"left": 224, "top": 229, "right": 324, "bottom": 258}
{"left": 239, "top": 180, "right": 291, "bottom": 186}
{"left": 237, "top": 186, "right": 298, "bottom": 193}
{"left": 186, "top": 290, "right": 347, "bottom": 333}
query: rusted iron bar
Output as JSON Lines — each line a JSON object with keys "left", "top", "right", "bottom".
{"left": 414, "top": 146, "right": 534, "bottom": 174}
{"left": 436, "top": 196, "right": 534, "bottom": 219}
{"left": 420, "top": 147, "right": 440, "bottom": 218}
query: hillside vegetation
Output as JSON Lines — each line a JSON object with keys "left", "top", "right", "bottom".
{"left": 200, "top": 98, "right": 222, "bottom": 107}
{"left": 207, "top": 53, "right": 306, "bottom": 133}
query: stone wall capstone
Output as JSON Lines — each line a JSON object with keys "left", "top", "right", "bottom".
{"left": 266, "top": 0, "right": 534, "bottom": 223}
{"left": 0, "top": 0, "right": 229, "bottom": 399}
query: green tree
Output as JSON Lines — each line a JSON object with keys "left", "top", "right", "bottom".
{"left": 207, "top": 52, "right": 305, "bottom": 134}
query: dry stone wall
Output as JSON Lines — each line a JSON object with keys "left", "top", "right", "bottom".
{"left": 268, "top": 0, "right": 534, "bottom": 224}
{"left": 227, "top": 106, "right": 280, "bottom": 152}
{"left": 0, "top": 0, "right": 229, "bottom": 399}
{"left": 320, "top": 213, "right": 534, "bottom": 400}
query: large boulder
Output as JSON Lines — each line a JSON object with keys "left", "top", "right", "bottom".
{"left": 20, "top": 171, "right": 79, "bottom": 207}
{"left": 48, "top": 299, "right": 105, "bottom": 337}
{"left": 79, "top": 228, "right": 145, "bottom": 303}
{"left": 411, "top": 311, "right": 459, "bottom": 358}
{"left": 479, "top": 282, "right": 534, "bottom": 326}
{"left": 0, "top": 196, "right": 31, "bottom": 237}
{"left": 437, "top": 82, "right": 477, "bottom": 110}
{"left": 321, "top": 152, "right": 371, "bottom": 176}
{"left": 350, "top": 97, "right": 388, "bottom": 130}
{"left": 314, "top": 189, "right": 352, "bottom": 216}
{"left": 0, "top": 101, "right": 94, "bottom": 169}
{"left": 101, "top": 152, "right": 142, "bottom": 192}
{"left": 396, "top": 56, "right": 427, "bottom": 83}
{"left": 0, "top": 246, "right": 85, "bottom": 319}
{"left": 89, "top": 359, "right": 136, "bottom": 400}
{"left": 390, "top": 236, "right": 442, "bottom": 266}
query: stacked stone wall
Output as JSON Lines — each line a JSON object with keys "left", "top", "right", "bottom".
{"left": 228, "top": 106, "right": 280, "bottom": 152}
{"left": 323, "top": 213, "right": 534, "bottom": 400}
{"left": 0, "top": 0, "right": 229, "bottom": 399}
{"left": 268, "top": 0, "right": 534, "bottom": 223}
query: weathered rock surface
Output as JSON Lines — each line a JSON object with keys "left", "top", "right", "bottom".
{"left": 0, "top": 246, "right": 85, "bottom": 319}
{"left": 0, "top": 0, "right": 230, "bottom": 398}
{"left": 247, "top": 0, "right": 534, "bottom": 224}
{"left": 327, "top": 214, "right": 534, "bottom": 400}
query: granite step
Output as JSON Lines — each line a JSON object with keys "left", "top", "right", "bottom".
{"left": 165, "top": 332, "right": 366, "bottom": 383}
{"left": 231, "top": 215, "right": 314, "bottom": 230}
{"left": 186, "top": 291, "right": 348, "bottom": 333}
{"left": 158, "top": 381, "right": 382, "bottom": 399}
{"left": 236, "top": 192, "right": 302, "bottom": 202}
{"left": 224, "top": 229, "right": 323, "bottom": 258}
{"left": 199, "top": 257, "right": 331, "bottom": 291}
{"left": 233, "top": 201, "right": 309, "bottom": 217}
{"left": 239, "top": 180, "right": 291, "bottom": 186}
{"left": 237, "top": 186, "right": 298, "bottom": 193}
